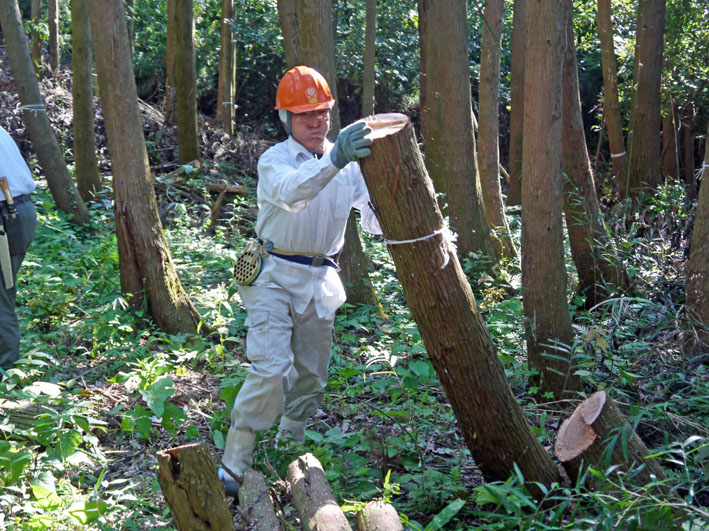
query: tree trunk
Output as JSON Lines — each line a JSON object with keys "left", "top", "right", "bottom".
{"left": 175, "top": 0, "right": 200, "bottom": 164}
{"left": 355, "top": 501, "right": 402, "bottom": 531}
{"left": 682, "top": 104, "right": 696, "bottom": 201}
{"left": 478, "top": 0, "right": 516, "bottom": 261}
{"left": 561, "top": 0, "right": 627, "bottom": 308}
{"left": 627, "top": 0, "right": 666, "bottom": 197}
{"left": 661, "top": 103, "right": 680, "bottom": 181}
{"left": 277, "top": 0, "right": 298, "bottom": 68}
{"left": 0, "top": 0, "right": 90, "bottom": 225}
{"left": 597, "top": 0, "right": 628, "bottom": 199}
{"left": 506, "top": 0, "right": 527, "bottom": 207}
{"left": 157, "top": 443, "right": 236, "bottom": 531}
{"left": 71, "top": 0, "right": 102, "bottom": 203}
{"left": 217, "top": 0, "right": 236, "bottom": 136}
{"left": 89, "top": 0, "right": 202, "bottom": 334}
{"left": 296, "top": 0, "right": 339, "bottom": 135}
{"left": 419, "top": 0, "right": 496, "bottom": 267}
{"left": 522, "top": 0, "right": 580, "bottom": 400}
{"left": 30, "top": 0, "right": 43, "bottom": 75}
{"left": 685, "top": 123, "right": 709, "bottom": 351}
{"left": 239, "top": 469, "right": 282, "bottom": 531}
{"left": 287, "top": 453, "right": 352, "bottom": 531}
{"left": 47, "top": 0, "right": 58, "bottom": 71}
{"left": 165, "top": 0, "right": 177, "bottom": 124}
{"left": 360, "top": 113, "right": 560, "bottom": 497}
{"left": 361, "top": 0, "right": 376, "bottom": 117}
{"left": 125, "top": 0, "right": 134, "bottom": 56}
{"left": 555, "top": 391, "right": 669, "bottom": 494}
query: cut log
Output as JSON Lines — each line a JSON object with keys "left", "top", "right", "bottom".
{"left": 555, "top": 390, "right": 668, "bottom": 493}
{"left": 238, "top": 469, "right": 282, "bottom": 531}
{"left": 287, "top": 453, "right": 352, "bottom": 531}
{"left": 157, "top": 443, "right": 236, "bottom": 531}
{"left": 355, "top": 501, "right": 403, "bottom": 531}
{"left": 358, "top": 113, "right": 560, "bottom": 495}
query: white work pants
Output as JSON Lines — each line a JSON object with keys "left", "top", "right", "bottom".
{"left": 224, "top": 284, "right": 334, "bottom": 471}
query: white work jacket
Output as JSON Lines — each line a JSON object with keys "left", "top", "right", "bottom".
{"left": 0, "top": 127, "right": 36, "bottom": 197}
{"left": 250, "top": 135, "right": 382, "bottom": 318}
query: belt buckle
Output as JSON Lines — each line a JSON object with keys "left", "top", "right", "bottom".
{"left": 312, "top": 256, "right": 324, "bottom": 267}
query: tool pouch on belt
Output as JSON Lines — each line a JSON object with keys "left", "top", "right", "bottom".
{"left": 1, "top": 208, "right": 27, "bottom": 256}
{"left": 233, "top": 241, "right": 268, "bottom": 286}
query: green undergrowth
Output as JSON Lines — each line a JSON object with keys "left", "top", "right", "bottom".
{"left": 0, "top": 182, "right": 707, "bottom": 530}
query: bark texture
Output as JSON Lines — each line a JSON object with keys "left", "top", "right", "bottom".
{"left": 47, "top": 0, "right": 58, "bottom": 71}
{"left": 507, "top": 0, "right": 527, "bottom": 207}
{"left": 478, "top": 0, "right": 516, "bottom": 260}
{"left": 217, "top": 0, "right": 236, "bottom": 136}
{"left": 0, "top": 0, "right": 89, "bottom": 225}
{"left": 71, "top": 0, "right": 102, "bottom": 202}
{"left": 30, "top": 0, "right": 43, "bottom": 74}
{"left": 361, "top": 0, "right": 376, "bottom": 117}
{"left": 627, "top": 0, "right": 666, "bottom": 197}
{"left": 157, "top": 443, "right": 236, "bottom": 531}
{"left": 287, "top": 453, "right": 352, "bottom": 531}
{"left": 355, "top": 501, "right": 402, "bottom": 531}
{"left": 360, "top": 113, "right": 560, "bottom": 496}
{"left": 419, "top": 0, "right": 496, "bottom": 266}
{"left": 597, "top": 0, "right": 628, "bottom": 198}
{"left": 685, "top": 124, "right": 709, "bottom": 350}
{"left": 238, "top": 469, "right": 282, "bottom": 531}
{"left": 89, "top": 0, "right": 202, "bottom": 334}
{"left": 561, "top": 0, "right": 627, "bottom": 308}
{"left": 165, "top": 0, "right": 177, "bottom": 123}
{"left": 277, "top": 0, "right": 298, "bottom": 68}
{"left": 522, "top": 0, "right": 580, "bottom": 399}
{"left": 682, "top": 105, "right": 696, "bottom": 201}
{"left": 175, "top": 0, "right": 200, "bottom": 164}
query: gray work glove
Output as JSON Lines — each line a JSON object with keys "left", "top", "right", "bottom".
{"left": 330, "top": 122, "right": 373, "bottom": 169}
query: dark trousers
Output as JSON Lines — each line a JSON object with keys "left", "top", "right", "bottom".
{"left": 0, "top": 200, "right": 37, "bottom": 370}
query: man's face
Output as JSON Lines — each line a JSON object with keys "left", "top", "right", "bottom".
{"left": 290, "top": 109, "right": 331, "bottom": 154}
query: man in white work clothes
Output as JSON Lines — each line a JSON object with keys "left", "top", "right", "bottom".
{"left": 219, "top": 66, "right": 381, "bottom": 495}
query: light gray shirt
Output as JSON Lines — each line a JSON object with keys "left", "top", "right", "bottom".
{"left": 0, "top": 127, "right": 36, "bottom": 198}
{"left": 251, "top": 136, "right": 381, "bottom": 317}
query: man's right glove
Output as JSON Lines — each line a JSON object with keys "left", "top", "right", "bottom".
{"left": 330, "top": 121, "right": 373, "bottom": 169}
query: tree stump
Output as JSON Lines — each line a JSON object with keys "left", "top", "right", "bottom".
{"left": 157, "top": 443, "right": 235, "bottom": 531}
{"left": 355, "top": 501, "right": 403, "bottom": 531}
{"left": 555, "top": 390, "right": 668, "bottom": 492}
{"left": 287, "top": 453, "right": 352, "bottom": 531}
{"left": 358, "top": 113, "right": 559, "bottom": 495}
{"left": 238, "top": 469, "right": 282, "bottom": 530}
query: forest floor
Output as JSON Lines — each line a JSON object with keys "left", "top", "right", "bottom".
{"left": 0, "top": 53, "right": 708, "bottom": 530}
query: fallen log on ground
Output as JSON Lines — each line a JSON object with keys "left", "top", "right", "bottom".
{"left": 555, "top": 390, "right": 669, "bottom": 492}
{"left": 287, "top": 452, "right": 352, "bottom": 531}
{"left": 355, "top": 500, "right": 403, "bottom": 531}
{"left": 358, "top": 113, "right": 560, "bottom": 496}
{"left": 238, "top": 469, "right": 282, "bottom": 530}
{"left": 156, "top": 442, "right": 235, "bottom": 531}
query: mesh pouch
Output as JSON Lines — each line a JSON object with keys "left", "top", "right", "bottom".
{"left": 234, "top": 241, "right": 268, "bottom": 286}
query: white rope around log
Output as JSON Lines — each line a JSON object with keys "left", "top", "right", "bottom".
{"left": 19, "top": 103, "right": 47, "bottom": 115}
{"left": 610, "top": 151, "right": 626, "bottom": 158}
{"left": 384, "top": 227, "right": 458, "bottom": 269}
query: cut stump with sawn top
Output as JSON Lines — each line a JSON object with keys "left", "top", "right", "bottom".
{"left": 357, "top": 113, "right": 559, "bottom": 496}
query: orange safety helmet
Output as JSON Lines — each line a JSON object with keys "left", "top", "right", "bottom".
{"left": 275, "top": 66, "right": 335, "bottom": 114}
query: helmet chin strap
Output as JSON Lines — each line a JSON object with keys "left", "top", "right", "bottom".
{"left": 278, "top": 109, "right": 292, "bottom": 135}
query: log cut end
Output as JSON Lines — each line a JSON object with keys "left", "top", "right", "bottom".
{"left": 555, "top": 391, "right": 607, "bottom": 463}
{"left": 360, "top": 113, "right": 410, "bottom": 139}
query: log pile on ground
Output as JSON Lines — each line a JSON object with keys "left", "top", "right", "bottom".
{"left": 157, "top": 447, "right": 403, "bottom": 530}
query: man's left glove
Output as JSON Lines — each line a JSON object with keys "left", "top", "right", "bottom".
{"left": 330, "top": 121, "right": 373, "bottom": 169}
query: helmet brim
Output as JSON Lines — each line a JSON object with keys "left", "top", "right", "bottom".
{"left": 275, "top": 100, "right": 336, "bottom": 113}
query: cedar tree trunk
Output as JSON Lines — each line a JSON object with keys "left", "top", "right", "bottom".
{"left": 561, "top": 0, "right": 627, "bottom": 308}
{"left": 478, "top": 0, "right": 517, "bottom": 261}
{"left": 165, "top": 0, "right": 177, "bottom": 124}
{"left": 507, "top": 0, "right": 527, "bottom": 207}
{"left": 361, "top": 0, "right": 376, "bottom": 117}
{"left": 597, "top": 0, "right": 628, "bottom": 198}
{"left": 683, "top": 104, "right": 696, "bottom": 201}
{"left": 88, "top": 0, "right": 202, "bottom": 334}
{"left": 0, "top": 0, "right": 89, "bottom": 225}
{"left": 360, "top": 113, "right": 560, "bottom": 497}
{"left": 71, "top": 0, "right": 102, "bottom": 202}
{"left": 522, "top": 0, "right": 580, "bottom": 400}
{"left": 627, "top": 0, "right": 666, "bottom": 197}
{"left": 217, "top": 0, "right": 236, "bottom": 136}
{"left": 661, "top": 103, "right": 680, "bottom": 181}
{"left": 419, "top": 0, "right": 496, "bottom": 267}
{"left": 175, "top": 0, "right": 200, "bottom": 164}
{"left": 47, "top": 0, "right": 58, "bottom": 71}
{"left": 30, "top": 0, "right": 43, "bottom": 74}
{"left": 277, "top": 0, "right": 298, "bottom": 68}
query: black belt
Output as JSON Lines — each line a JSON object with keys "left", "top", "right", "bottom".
{"left": 0, "top": 194, "right": 32, "bottom": 207}
{"left": 269, "top": 250, "right": 340, "bottom": 269}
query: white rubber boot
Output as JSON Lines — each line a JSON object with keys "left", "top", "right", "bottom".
{"left": 276, "top": 417, "right": 306, "bottom": 445}
{"left": 222, "top": 428, "right": 256, "bottom": 474}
